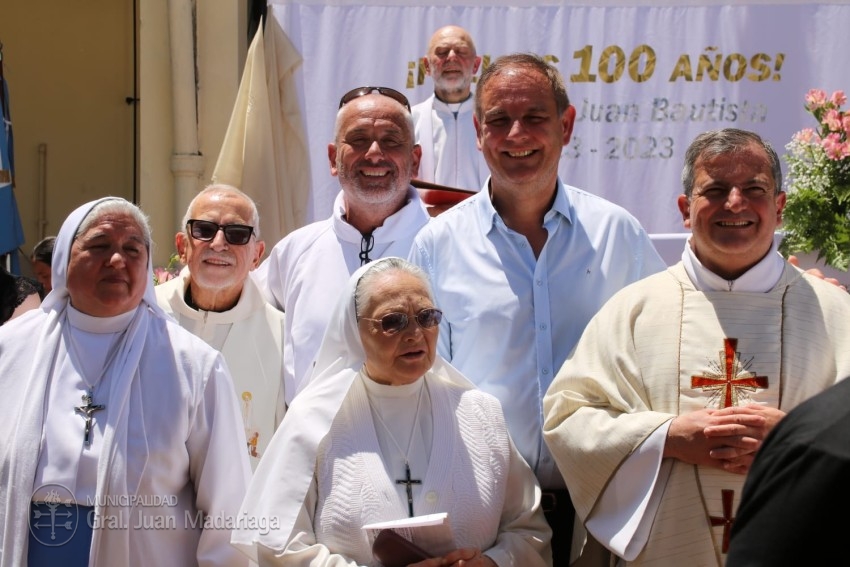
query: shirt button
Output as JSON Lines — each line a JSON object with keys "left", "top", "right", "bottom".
{"left": 425, "top": 491, "right": 438, "bottom": 504}
{"left": 542, "top": 368, "right": 549, "bottom": 375}
{"left": 539, "top": 323, "right": 547, "bottom": 330}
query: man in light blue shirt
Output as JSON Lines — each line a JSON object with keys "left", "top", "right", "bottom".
{"left": 408, "top": 53, "right": 665, "bottom": 564}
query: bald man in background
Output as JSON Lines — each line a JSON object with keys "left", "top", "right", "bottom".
{"left": 412, "top": 25, "right": 489, "bottom": 192}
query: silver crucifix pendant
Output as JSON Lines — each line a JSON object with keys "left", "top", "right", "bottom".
{"left": 75, "top": 391, "right": 105, "bottom": 447}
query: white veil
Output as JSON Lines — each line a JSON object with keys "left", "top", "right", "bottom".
{"left": 232, "top": 256, "right": 477, "bottom": 559}
{"left": 0, "top": 197, "right": 164, "bottom": 566}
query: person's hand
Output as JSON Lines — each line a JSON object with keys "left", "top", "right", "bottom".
{"left": 702, "top": 404, "right": 785, "bottom": 473}
{"left": 788, "top": 255, "right": 847, "bottom": 291}
{"left": 664, "top": 407, "right": 765, "bottom": 474}
{"left": 410, "top": 547, "right": 497, "bottom": 567}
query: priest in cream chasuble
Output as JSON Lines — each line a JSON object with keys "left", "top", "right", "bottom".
{"left": 543, "top": 128, "right": 850, "bottom": 566}
{"left": 544, "top": 261, "right": 850, "bottom": 565}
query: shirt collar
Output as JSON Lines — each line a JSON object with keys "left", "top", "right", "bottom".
{"left": 476, "top": 178, "right": 572, "bottom": 234}
{"left": 682, "top": 237, "right": 785, "bottom": 292}
{"left": 332, "top": 186, "right": 428, "bottom": 243}
{"left": 431, "top": 93, "right": 474, "bottom": 114}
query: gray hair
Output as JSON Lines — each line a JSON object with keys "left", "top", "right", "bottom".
{"left": 681, "top": 128, "right": 782, "bottom": 199}
{"left": 354, "top": 258, "right": 433, "bottom": 320}
{"left": 181, "top": 184, "right": 261, "bottom": 238}
{"left": 475, "top": 53, "right": 570, "bottom": 121}
{"left": 75, "top": 198, "right": 152, "bottom": 249}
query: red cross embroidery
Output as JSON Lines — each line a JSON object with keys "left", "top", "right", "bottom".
{"left": 709, "top": 489, "right": 735, "bottom": 553}
{"left": 691, "top": 338, "right": 769, "bottom": 409}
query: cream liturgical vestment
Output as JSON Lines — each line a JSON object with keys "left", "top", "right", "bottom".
{"left": 543, "top": 260, "right": 850, "bottom": 566}
{"left": 156, "top": 268, "right": 286, "bottom": 468}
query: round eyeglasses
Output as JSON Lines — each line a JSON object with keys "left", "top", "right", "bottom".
{"left": 360, "top": 308, "right": 443, "bottom": 336}
{"left": 186, "top": 219, "right": 255, "bottom": 246}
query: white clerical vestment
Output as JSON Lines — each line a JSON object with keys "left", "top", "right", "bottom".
{"left": 544, "top": 260, "right": 850, "bottom": 566}
{"left": 251, "top": 188, "right": 430, "bottom": 401}
{"left": 411, "top": 94, "right": 488, "bottom": 192}
{"left": 156, "top": 268, "right": 286, "bottom": 468}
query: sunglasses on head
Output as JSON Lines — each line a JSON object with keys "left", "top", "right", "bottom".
{"left": 360, "top": 308, "right": 443, "bottom": 336}
{"left": 338, "top": 86, "right": 411, "bottom": 112}
{"left": 186, "top": 219, "right": 254, "bottom": 246}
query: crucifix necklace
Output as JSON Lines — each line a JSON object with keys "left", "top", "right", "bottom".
{"left": 75, "top": 392, "right": 105, "bottom": 448}
{"left": 65, "top": 326, "right": 125, "bottom": 447}
{"left": 370, "top": 381, "right": 425, "bottom": 517}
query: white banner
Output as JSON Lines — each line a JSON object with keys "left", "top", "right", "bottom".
{"left": 269, "top": 1, "right": 850, "bottom": 235}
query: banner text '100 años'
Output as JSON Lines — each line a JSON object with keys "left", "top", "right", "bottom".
{"left": 406, "top": 46, "right": 785, "bottom": 87}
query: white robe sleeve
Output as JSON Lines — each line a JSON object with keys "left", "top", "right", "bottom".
{"left": 483, "top": 438, "right": 552, "bottom": 567}
{"left": 261, "top": 474, "right": 360, "bottom": 567}
{"left": 188, "top": 355, "right": 253, "bottom": 567}
{"left": 586, "top": 423, "right": 672, "bottom": 560}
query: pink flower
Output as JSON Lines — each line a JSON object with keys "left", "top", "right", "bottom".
{"left": 794, "top": 128, "right": 819, "bottom": 144}
{"left": 842, "top": 114, "right": 850, "bottom": 135}
{"left": 821, "top": 133, "right": 845, "bottom": 160}
{"left": 829, "top": 90, "right": 847, "bottom": 107}
{"left": 823, "top": 109, "right": 843, "bottom": 132}
{"left": 153, "top": 267, "right": 177, "bottom": 284}
{"left": 805, "top": 89, "right": 828, "bottom": 111}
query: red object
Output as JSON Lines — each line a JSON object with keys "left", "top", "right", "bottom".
{"left": 418, "top": 189, "right": 474, "bottom": 207}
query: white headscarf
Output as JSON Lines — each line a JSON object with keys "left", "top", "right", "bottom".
{"left": 0, "top": 197, "right": 165, "bottom": 566}
{"left": 232, "top": 256, "right": 477, "bottom": 559}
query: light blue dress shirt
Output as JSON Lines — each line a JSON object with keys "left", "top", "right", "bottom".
{"left": 409, "top": 180, "right": 666, "bottom": 489}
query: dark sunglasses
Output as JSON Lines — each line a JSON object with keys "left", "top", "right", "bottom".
{"left": 186, "top": 219, "right": 255, "bottom": 246}
{"left": 360, "top": 308, "right": 443, "bottom": 336}
{"left": 338, "top": 86, "right": 411, "bottom": 112}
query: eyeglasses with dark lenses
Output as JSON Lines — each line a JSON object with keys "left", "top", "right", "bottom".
{"left": 338, "top": 86, "right": 411, "bottom": 112}
{"left": 186, "top": 219, "right": 254, "bottom": 246}
{"left": 360, "top": 308, "right": 443, "bottom": 336}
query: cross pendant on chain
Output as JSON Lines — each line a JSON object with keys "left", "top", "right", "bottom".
{"left": 396, "top": 462, "right": 422, "bottom": 517}
{"left": 75, "top": 391, "right": 105, "bottom": 447}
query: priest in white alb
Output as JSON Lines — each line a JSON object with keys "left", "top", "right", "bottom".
{"left": 411, "top": 25, "right": 489, "bottom": 193}
{"left": 543, "top": 129, "right": 850, "bottom": 566}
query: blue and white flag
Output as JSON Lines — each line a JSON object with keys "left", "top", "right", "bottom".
{"left": 0, "top": 45, "right": 25, "bottom": 273}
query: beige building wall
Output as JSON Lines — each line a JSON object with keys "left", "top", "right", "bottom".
{"left": 2, "top": 0, "right": 135, "bottom": 260}
{"left": 3, "top": 0, "right": 248, "bottom": 270}
{"left": 139, "top": 0, "right": 247, "bottom": 266}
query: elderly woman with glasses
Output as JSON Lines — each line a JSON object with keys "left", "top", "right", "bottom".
{"left": 0, "top": 197, "right": 251, "bottom": 566}
{"left": 234, "top": 257, "right": 551, "bottom": 567}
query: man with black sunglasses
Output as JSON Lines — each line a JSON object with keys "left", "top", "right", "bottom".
{"left": 253, "top": 87, "right": 430, "bottom": 403}
{"left": 155, "top": 184, "right": 286, "bottom": 469}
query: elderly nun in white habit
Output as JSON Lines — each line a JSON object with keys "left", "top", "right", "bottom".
{"left": 0, "top": 197, "right": 251, "bottom": 566}
{"left": 233, "top": 257, "right": 551, "bottom": 566}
